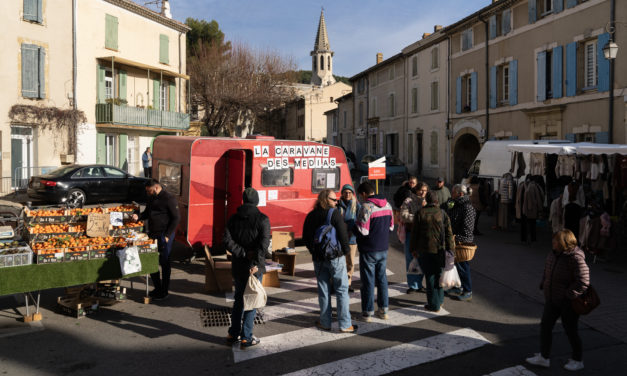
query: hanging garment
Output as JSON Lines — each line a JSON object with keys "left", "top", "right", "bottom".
{"left": 562, "top": 183, "right": 585, "bottom": 207}
{"left": 549, "top": 196, "right": 564, "bottom": 233}
{"left": 529, "top": 153, "right": 545, "bottom": 176}
{"left": 555, "top": 155, "right": 576, "bottom": 178}
{"left": 579, "top": 157, "right": 590, "bottom": 180}
{"left": 499, "top": 174, "right": 515, "bottom": 203}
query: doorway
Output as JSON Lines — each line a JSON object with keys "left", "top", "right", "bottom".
{"left": 11, "top": 126, "right": 33, "bottom": 189}
{"left": 453, "top": 133, "right": 481, "bottom": 184}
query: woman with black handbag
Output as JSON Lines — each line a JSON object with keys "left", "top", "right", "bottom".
{"left": 526, "top": 229, "right": 590, "bottom": 372}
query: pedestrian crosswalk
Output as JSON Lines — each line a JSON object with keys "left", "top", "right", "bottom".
{"left": 225, "top": 259, "right": 520, "bottom": 375}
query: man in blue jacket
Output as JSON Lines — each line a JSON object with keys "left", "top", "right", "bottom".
{"left": 338, "top": 184, "right": 361, "bottom": 293}
{"left": 355, "top": 182, "right": 394, "bottom": 322}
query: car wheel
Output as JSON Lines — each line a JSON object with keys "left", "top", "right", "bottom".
{"left": 66, "top": 189, "right": 86, "bottom": 208}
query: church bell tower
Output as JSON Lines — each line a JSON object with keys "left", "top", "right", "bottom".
{"left": 310, "top": 9, "right": 335, "bottom": 87}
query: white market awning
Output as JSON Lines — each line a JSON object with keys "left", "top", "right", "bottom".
{"left": 507, "top": 143, "right": 627, "bottom": 155}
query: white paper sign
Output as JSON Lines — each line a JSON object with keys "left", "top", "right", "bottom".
{"left": 258, "top": 190, "right": 267, "bottom": 207}
{"left": 268, "top": 190, "right": 278, "bottom": 201}
{"left": 326, "top": 173, "right": 336, "bottom": 188}
{"left": 110, "top": 212, "right": 123, "bottom": 226}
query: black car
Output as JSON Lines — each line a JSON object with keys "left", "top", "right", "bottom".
{"left": 27, "top": 165, "right": 150, "bottom": 207}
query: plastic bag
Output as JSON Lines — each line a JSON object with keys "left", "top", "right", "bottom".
{"left": 439, "top": 266, "right": 461, "bottom": 289}
{"left": 397, "top": 222, "right": 406, "bottom": 244}
{"left": 243, "top": 275, "right": 267, "bottom": 311}
{"left": 407, "top": 257, "right": 422, "bottom": 275}
{"left": 117, "top": 246, "right": 142, "bottom": 276}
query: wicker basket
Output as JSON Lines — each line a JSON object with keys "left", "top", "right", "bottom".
{"left": 454, "top": 242, "right": 477, "bottom": 262}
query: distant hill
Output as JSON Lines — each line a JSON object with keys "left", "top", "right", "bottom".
{"left": 291, "top": 70, "right": 350, "bottom": 85}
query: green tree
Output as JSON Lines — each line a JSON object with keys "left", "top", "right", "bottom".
{"left": 185, "top": 18, "right": 230, "bottom": 55}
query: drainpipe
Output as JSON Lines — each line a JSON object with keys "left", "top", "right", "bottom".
{"left": 446, "top": 35, "right": 452, "bottom": 182}
{"left": 609, "top": 0, "right": 615, "bottom": 143}
{"left": 72, "top": 0, "right": 77, "bottom": 110}
{"left": 481, "top": 16, "right": 490, "bottom": 143}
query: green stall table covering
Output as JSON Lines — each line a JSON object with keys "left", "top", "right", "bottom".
{"left": 0, "top": 253, "right": 159, "bottom": 296}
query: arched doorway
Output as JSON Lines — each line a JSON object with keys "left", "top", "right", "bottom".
{"left": 453, "top": 133, "right": 480, "bottom": 183}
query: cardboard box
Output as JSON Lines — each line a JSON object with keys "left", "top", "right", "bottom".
{"left": 271, "top": 231, "right": 294, "bottom": 251}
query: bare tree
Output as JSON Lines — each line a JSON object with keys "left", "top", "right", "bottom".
{"left": 188, "top": 41, "right": 297, "bottom": 136}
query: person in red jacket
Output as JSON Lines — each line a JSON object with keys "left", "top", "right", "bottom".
{"left": 526, "top": 229, "right": 590, "bottom": 372}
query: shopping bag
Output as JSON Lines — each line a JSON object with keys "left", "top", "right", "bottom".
{"left": 439, "top": 266, "right": 461, "bottom": 289}
{"left": 116, "top": 246, "right": 142, "bottom": 276}
{"left": 397, "top": 221, "right": 406, "bottom": 244}
{"left": 407, "top": 257, "right": 422, "bottom": 275}
{"left": 243, "top": 275, "right": 267, "bottom": 311}
{"left": 571, "top": 285, "right": 600, "bottom": 315}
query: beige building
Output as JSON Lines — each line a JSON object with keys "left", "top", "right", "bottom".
{"left": 448, "top": 0, "right": 626, "bottom": 182}
{"left": 75, "top": 0, "right": 189, "bottom": 176}
{"left": 325, "top": 92, "right": 353, "bottom": 148}
{"left": 1, "top": 0, "right": 74, "bottom": 193}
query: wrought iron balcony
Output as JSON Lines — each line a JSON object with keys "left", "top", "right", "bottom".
{"left": 96, "top": 103, "right": 189, "bottom": 131}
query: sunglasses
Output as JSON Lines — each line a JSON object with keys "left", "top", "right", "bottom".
{"left": 328, "top": 198, "right": 338, "bottom": 202}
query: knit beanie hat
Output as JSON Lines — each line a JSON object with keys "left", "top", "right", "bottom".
{"left": 341, "top": 184, "right": 355, "bottom": 194}
{"left": 243, "top": 187, "right": 259, "bottom": 206}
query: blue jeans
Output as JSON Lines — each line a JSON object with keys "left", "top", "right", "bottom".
{"left": 150, "top": 232, "right": 174, "bottom": 293}
{"left": 313, "top": 256, "right": 352, "bottom": 330}
{"left": 455, "top": 261, "right": 472, "bottom": 293}
{"left": 404, "top": 230, "right": 423, "bottom": 289}
{"left": 359, "top": 251, "right": 389, "bottom": 316}
{"left": 229, "top": 273, "right": 263, "bottom": 342}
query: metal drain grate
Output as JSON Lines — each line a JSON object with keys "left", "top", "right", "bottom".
{"left": 200, "top": 307, "right": 265, "bottom": 327}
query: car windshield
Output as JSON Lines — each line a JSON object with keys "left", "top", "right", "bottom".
{"left": 45, "top": 166, "right": 77, "bottom": 177}
{"left": 386, "top": 156, "right": 404, "bottom": 166}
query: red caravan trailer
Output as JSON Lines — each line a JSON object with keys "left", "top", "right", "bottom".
{"left": 152, "top": 135, "right": 352, "bottom": 253}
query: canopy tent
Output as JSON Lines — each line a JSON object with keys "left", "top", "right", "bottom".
{"left": 507, "top": 143, "right": 627, "bottom": 155}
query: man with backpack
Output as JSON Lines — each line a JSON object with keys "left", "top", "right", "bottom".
{"left": 302, "top": 189, "right": 357, "bottom": 333}
{"left": 355, "top": 182, "right": 394, "bottom": 322}
{"left": 223, "top": 188, "right": 271, "bottom": 349}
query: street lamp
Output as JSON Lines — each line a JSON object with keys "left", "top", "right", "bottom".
{"left": 603, "top": 41, "right": 618, "bottom": 60}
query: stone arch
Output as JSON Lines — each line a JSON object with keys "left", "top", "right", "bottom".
{"left": 453, "top": 132, "right": 480, "bottom": 184}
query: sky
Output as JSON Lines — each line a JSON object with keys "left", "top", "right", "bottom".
{"left": 150, "top": 0, "right": 492, "bottom": 77}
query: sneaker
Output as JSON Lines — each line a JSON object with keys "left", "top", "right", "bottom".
{"left": 445, "top": 288, "right": 462, "bottom": 297}
{"left": 423, "top": 304, "right": 441, "bottom": 313}
{"left": 375, "top": 308, "right": 389, "bottom": 320}
{"left": 226, "top": 334, "right": 239, "bottom": 345}
{"left": 455, "top": 292, "right": 472, "bottom": 301}
{"left": 564, "top": 359, "right": 584, "bottom": 371}
{"left": 339, "top": 325, "right": 358, "bottom": 333}
{"left": 406, "top": 288, "right": 419, "bottom": 294}
{"left": 526, "top": 353, "right": 550, "bottom": 368}
{"left": 416, "top": 287, "right": 426, "bottom": 293}
{"left": 315, "top": 320, "right": 331, "bottom": 331}
{"left": 360, "top": 314, "right": 372, "bottom": 323}
{"left": 239, "top": 337, "right": 260, "bottom": 349}
{"left": 152, "top": 291, "right": 169, "bottom": 301}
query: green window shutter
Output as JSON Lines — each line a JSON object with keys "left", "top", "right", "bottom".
{"left": 119, "top": 70, "right": 127, "bottom": 101}
{"left": 21, "top": 43, "right": 39, "bottom": 98}
{"left": 97, "top": 65, "right": 106, "bottom": 103}
{"left": 159, "top": 34, "right": 169, "bottom": 64}
{"left": 38, "top": 46, "right": 45, "bottom": 99}
{"left": 153, "top": 79, "right": 160, "bottom": 109}
{"left": 105, "top": 14, "right": 118, "bottom": 50}
{"left": 118, "top": 134, "right": 128, "bottom": 169}
{"left": 169, "top": 81, "right": 176, "bottom": 111}
{"left": 23, "top": 0, "right": 39, "bottom": 22}
{"left": 96, "top": 133, "right": 106, "bottom": 164}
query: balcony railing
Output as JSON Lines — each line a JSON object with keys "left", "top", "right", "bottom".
{"left": 96, "top": 103, "right": 189, "bottom": 131}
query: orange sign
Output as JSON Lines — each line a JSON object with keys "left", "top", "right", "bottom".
{"left": 368, "top": 166, "right": 386, "bottom": 180}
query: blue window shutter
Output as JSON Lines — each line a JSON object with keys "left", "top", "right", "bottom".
{"left": 36, "top": 0, "right": 42, "bottom": 22}
{"left": 528, "top": 0, "right": 537, "bottom": 24}
{"left": 502, "top": 9, "right": 511, "bottom": 35}
{"left": 597, "top": 33, "right": 610, "bottom": 92}
{"left": 566, "top": 0, "right": 577, "bottom": 9}
{"left": 510, "top": 60, "right": 518, "bottom": 105}
{"left": 553, "top": 0, "right": 563, "bottom": 13}
{"left": 490, "top": 66, "right": 497, "bottom": 108}
{"left": 537, "top": 51, "right": 546, "bottom": 101}
{"left": 471, "top": 72, "right": 478, "bottom": 112}
{"left": 21, "top": 44, "right": 39, "bottom": 98}
{"left": 37, "top": 46, "right": 45, "bottom": 98}
{"left": 23, "top": 0, "right": 37, "bottom": 22}
{"left": 456, "top": 76, "right": 462, "bottom": 114}
{"left": 509, "top": 135, "right": 518, "bottom": 140}
{"left": 552, "top": 46, "right": 563, "bottom": 99}
{"left": 489, "top": 137, "right": 496, "bottom": 141}
{"left": 566, "top": 42, "right": 577, "bottom": 97}
{"left": 489, "top": 15, "right": 497, "bottom": 39}
{"left": 565, "top": 133, "right": 576, "bottom": 142}
{"left": 595, "top": 132, "right": 609, "bottom": 144}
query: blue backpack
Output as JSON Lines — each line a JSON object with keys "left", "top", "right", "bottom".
{"left": 313, "top": 208, "right": 343, "bottom": 260}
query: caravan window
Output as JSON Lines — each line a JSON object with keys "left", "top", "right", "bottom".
{"left": 158, "top": 162, "right": 182, "bottom": 196}
{"left": 312, "top": 168, "right": 340, "bottom": 193}
{"left": 261, "top": 168, "right": 294, "bottom": 187}
{"left": 468, "top": 160, "right": 480, "bottom": 176}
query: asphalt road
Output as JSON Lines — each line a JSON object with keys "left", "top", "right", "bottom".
{"left": 1, "top": 213, "right": 626, "bottom": 376}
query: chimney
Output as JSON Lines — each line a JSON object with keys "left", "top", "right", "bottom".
{"left": 492, "top": 0, "right": 499, "bottom": 3}
{"left": 161, "top": 0, "right": 172, "bottom": 19}
{"left": 434, "top": 25, "right": 443, "bottom": 32}
{"left": 422, "top": 32, "right": 432, "bottom": 39}
{"left": 376, "top": 53, "right": 383, "bottom": 64}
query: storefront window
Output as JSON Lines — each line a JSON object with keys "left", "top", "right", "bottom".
{"left": 158, "top": 162, "right": 181, "bottom": 196}
{"left": 312, "top": 168, "right": 340, "bottom": 193}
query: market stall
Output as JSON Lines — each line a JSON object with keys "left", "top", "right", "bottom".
{"left": 0, "top": 204, "right": 160, "bottom": 321}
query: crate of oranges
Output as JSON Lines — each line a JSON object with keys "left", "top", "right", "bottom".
{"left": 24, "top": 208, "right": 70, "bottom": 224}
{"left": 27, "top": 223, "right": 86, "bottom": 242}
{"left": 110, "top": 221, "right": 144, "bottom": 237}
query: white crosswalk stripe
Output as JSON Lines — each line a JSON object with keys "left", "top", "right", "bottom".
{"left": 233, "top": 304, "right": 449, "bottom": 363}
{"left": 281, "top": 328, "right": 490, "bottom": 376}
{"left": 484, "top": 366, "right": 537, "bottom": 376}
